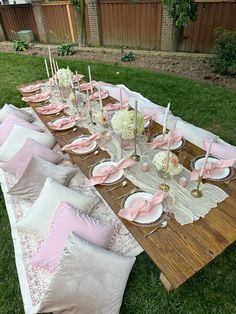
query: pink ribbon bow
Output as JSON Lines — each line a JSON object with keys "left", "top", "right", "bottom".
{"left": 118, "top": 191, "right": 166, "bottom": 221}
{"left": 89, "top": 91, "right": 108, "bottom": 101}
{"left": 61, "top": 133, "right": 102, "bottom": 151}
{"left": 190, "top": 158, "right": 236, "bottom": 181}
{"left": 36, "top": 103, "right": 67, "bottom": 113}
{"left": 80, "top": 81, "right": 97, "bottom": 91}
{"left": 149, "top": 131, "right": 182, "bottom": 150}
{"left": 89, "top": 159, "right": 136, "bottom": 186}
{"left": 48, "top": 116, "right": 80, "bottom": 129}
{"left": 104, "top": 102, "right": 128, "bottom": 111}
{"left": 22, "top": 92, "right": 50, "bottom": 102}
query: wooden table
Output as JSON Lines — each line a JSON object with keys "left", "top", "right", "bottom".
{"left": 20, "top": 82, "right": 236, "bottom": 291}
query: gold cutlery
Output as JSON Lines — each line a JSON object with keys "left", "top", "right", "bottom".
{"left": 83, "top": 150, "right": 99, "bottom": 160}
{"left": 144, "top": 221, "right": 168, "bottom": 238}
{"left": 114, "top": 188, "right": 137, "bottom": 200}
{"left": 107, "top": 180, "right": 128, "bottom": 192}
{"left": 224, "top": 177, "right": 236, "bottom": 185}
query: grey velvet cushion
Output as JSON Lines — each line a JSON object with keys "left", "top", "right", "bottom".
{"left": 38, "top": 233, "right": 136, "bottom": 314}
{"left": 8, "top": 156, "right": 77, "bottom": 200}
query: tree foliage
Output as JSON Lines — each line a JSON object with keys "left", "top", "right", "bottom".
{"left": 162, "top": 0, "right": 197, "bottom": 27}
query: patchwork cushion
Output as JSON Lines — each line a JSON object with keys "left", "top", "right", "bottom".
{"left": 31, "top": 201, "right": 118, "bottom": 271}
{"left": 0, "top": 103, "right": 34, "bottom": 122}
{"left": 8, "top": 156, "right": 77, "bottom": 200}
{"left": 0, "top": 125, "right": 56, "bottom": 162}
{"left": 38, "top": 233, "right": 135, "bottom": 314}
{"left": 16, "top": 177, "right": 99, "bottom": 239}
{"left": 0, "top": 113, "right": 42, "bottom": 145}
{"left": 1, "top": 138, "right": 61, "bottom": 177}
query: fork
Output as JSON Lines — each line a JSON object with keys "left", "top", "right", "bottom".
{"left": 224, "top": 177, "right": 236, "bottom": 185}
{"left": 114, "top": 188, "right": 137, "bottom": 200}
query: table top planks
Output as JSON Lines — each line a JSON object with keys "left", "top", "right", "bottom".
{"left": 21, "top": 81, "right": 236, "bottom": 290}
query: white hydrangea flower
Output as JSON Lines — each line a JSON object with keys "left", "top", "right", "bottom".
{"left": 152, "top": 151, "right": 183, "bottom": 176}
{"left": 57, "top": 67, "right": 74, "bottom": 87}
{"left": 111, "top": 110, "right": 144, "bottom": 140}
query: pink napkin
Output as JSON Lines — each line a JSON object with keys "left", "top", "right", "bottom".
{"left": 118, "top": 191, "right": 166, "bottom": 221}
{"left": 20, "top": 84, "right": 41, "bottom": 93}
{"left": 48, "top": 116, "right": 80, "bottom": 129}
{"left": 149, "top": 131, "right": 182, "bottom": 149}
{"left": 191, "top": 158, "right": 236, "bottom": 180}
{"left": 61, "top": 133, "right": 102, "bottom": 151}
{"left": 89, "top": 158, "right": 136, "bottom": 186}
{"left": 80, "top": 81, "right": 97, "bottom": 91}
{"left": 104, "top": 102, "right": 128, "bottom": 111}
{"left": 36, "top": 103, "right": 67, "bottom": 113}
{"left": 73, "top": 74, "right": 84, "bottom": 82}
{"left": 22, "top": 92, "right": 50, "bottom": 102}
{"left": 89, "top": 91, "right": 108, "bottom": 101}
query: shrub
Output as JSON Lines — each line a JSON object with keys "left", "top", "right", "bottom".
{"left": 57, "top": 43, "right": 74, "bottom": 56}
{"left": 121, "top": 51, "right": 135, "bottom": 62}
{"left": 211, "top": 28, "right": 236, "bottom": 76}
{"left": 13, "top": 40, "right": 28, "bottom": 52}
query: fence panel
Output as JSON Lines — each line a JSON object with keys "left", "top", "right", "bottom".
{"left": 42, "top": 1, "right": 78, "bottom": 44}
{"left": 0, "top": 4, "right": 39, "bottom": 41}
{"left": 98, "top": 0, "right": 162, "bottom": 50}
{"left": 182, "top": 1, "right": 236, "bottom": 53}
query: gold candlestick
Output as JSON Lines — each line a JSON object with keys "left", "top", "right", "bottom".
{"left": 131, "top": 101, "right": 140, "bottom": 161}
{"left": 191, "top": 176, "right": 203, "bottom": 198}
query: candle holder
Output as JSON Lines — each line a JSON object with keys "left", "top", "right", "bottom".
{"left": 191, "top": 176, "right": 203, "bottom": 198}
{"left": 131, "top": 127, "right": 140, "bottom": 161}
{"left": 158, "top": 170, "right": 170, "bottom": 192}
{"left": 89, "top": 110, "right": 96, "bottom": 125}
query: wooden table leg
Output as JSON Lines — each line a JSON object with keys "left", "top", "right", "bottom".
{"left": 160, "top": 273, "right": 175, "bottom": 291}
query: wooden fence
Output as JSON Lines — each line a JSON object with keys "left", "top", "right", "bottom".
{"left": 99, "top": 0, "right": 162, "bottom": 50}
{"left": 0, "top": 4, "right": 39, "bottom": 41}
{"left": 182, "top": 1, "right": 236, "bottom": 53}
{"left": 0, "top": 0, "right": 236, "bottom": 53}
{"left": 42, "top": 2, "right": 78, "bottom": 44}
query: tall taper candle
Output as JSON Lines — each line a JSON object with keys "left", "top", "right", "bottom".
{"left": 134, "top": 100, "right": 138, "bottom": 131}
{"left": 120, "top": 88, "right": 123, "bottom": 110}
{"left": 44, "top": 59, "right": 50, "bottom": 79}
{"left": 98, "top": 84, "right": 103, "bottom": 112}
{"left": 165, "top": 132, "right": 172, "bottom": 170}
{"left": 76, "top": 71, "right": 80, "bottom": 91}
{"left": 163, "top": 102, "right": 170, "bottom": 135}
{"left": 86, "top": 88, "right": 91, "bottom": 112}
{"left": 48, "top": 46, "right": 54, "bottom": 77}
{"left": 56, "top": 61, "right": 59, "bottom": 71}
{"left": 199, "top": 139, "right": 213, "bottom": 177}
{"left": 52, "top": 59, "right": 58, "bottom": 85}
{"left": 88, "top": 65, "right": 93, "bottom": 93}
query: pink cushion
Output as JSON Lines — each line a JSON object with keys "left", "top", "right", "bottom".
{"left": 0, "top": 113, "right": 42, "bottom": 145}
{"left": 203, "top": 139, "right": 236, "bottom": 159}
{"left": 31, "top": 201, "right": 118, "bottom": 272}
{"left": 1, "top": 138, "right": 62, "bottom": 177}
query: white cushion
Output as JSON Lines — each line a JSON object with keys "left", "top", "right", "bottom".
{"left": 0, "top": 104, "right": 34, "bottom": 122}
{"left": 8, "top": 156, "right": 77, "bottom": 200}
{"left": 0, "top": 125, "right": 55, "bottom": 162}
{"left": 16, "top": 177, "right": 99, "bottom": 239}
{"left": 38, "top": 233, "right": 135, "bottom": 314}
{"left": 175, "top": 118, "right": 219, "bottom": 149}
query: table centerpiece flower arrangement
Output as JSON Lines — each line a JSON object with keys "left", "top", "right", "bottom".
{"left": 152, "top": 151, "right": 183, "bottom": 191}
{"left": 56, "top": 67, "right": 74, "bottom": 99}
{"left": 111, "top": 109, "right": 144, "bottom": 149}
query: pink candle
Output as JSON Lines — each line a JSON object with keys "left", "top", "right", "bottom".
{"left": 165, "top": 132, "right": 172, "bottom": 170}
{"left": 120, "top": 88, "right": 123, "bottom": 110}
{"left": 86, "top": 88, "right": 91, "bottom": 112}
{"left": 199, "top": 139, "right": 213, "bottom": 177}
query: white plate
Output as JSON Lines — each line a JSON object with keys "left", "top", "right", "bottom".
{"left": 144, "top": 119, "right": 151, "bottom": 128}
{"left": 48, "top": 118, "right": 76, "bottom": 131}
{"left": 36, "top": 106, "right": 62, "bottom": 115}
{"left": 153, "top": 134, "right": 183, "bottom": 150}
{"left": 92, "top": 161, "right": 124, "bottom": 184}
{"left": 22, "top": 95, "right": 50, "bottom": 103}
{"left": 69, "top": 136, "right": 97, "bottom": 155}
{"left": 124, "top": 192, "right": 163, "bottom": 224}
{"left": 194, "top": 156, "right": 230, "bottom": 180}
{"left": 20, "top": 85, "right": 41, "bottom": 93}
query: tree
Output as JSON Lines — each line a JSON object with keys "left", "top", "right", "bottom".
{"left": 70, "top": 0, "right": 86, "bottom": 47}
{"left": 162, "top": 0, "right": 197, "bottom": 51}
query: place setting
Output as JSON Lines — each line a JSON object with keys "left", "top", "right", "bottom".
{"left": 21, "top": 91, "right": 51, "bottom": 103}
{"left": 61, "top": 133, "right": 101, "bottom": 155}
{"left": 19, "top": 83, "right": 42, "bottom": 95}
{"left": 35, "top": 103, "right": 67, "bottom": 115}
{"left": 47, "top": 115, "right": 80, "bottom": 132}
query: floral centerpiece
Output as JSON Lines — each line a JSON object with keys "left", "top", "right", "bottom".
{"left": 111, "top": 110, "right": 144, "bottom": 140}
{"left": 57, "top": 67, "right": 74, "bottom": 87}
{"left": 152, "top": 151, "right": 183, "bottom": 177}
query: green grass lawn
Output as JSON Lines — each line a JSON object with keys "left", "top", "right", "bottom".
{"left": 0, "top": 52, "right": 236, "bottom": 314}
